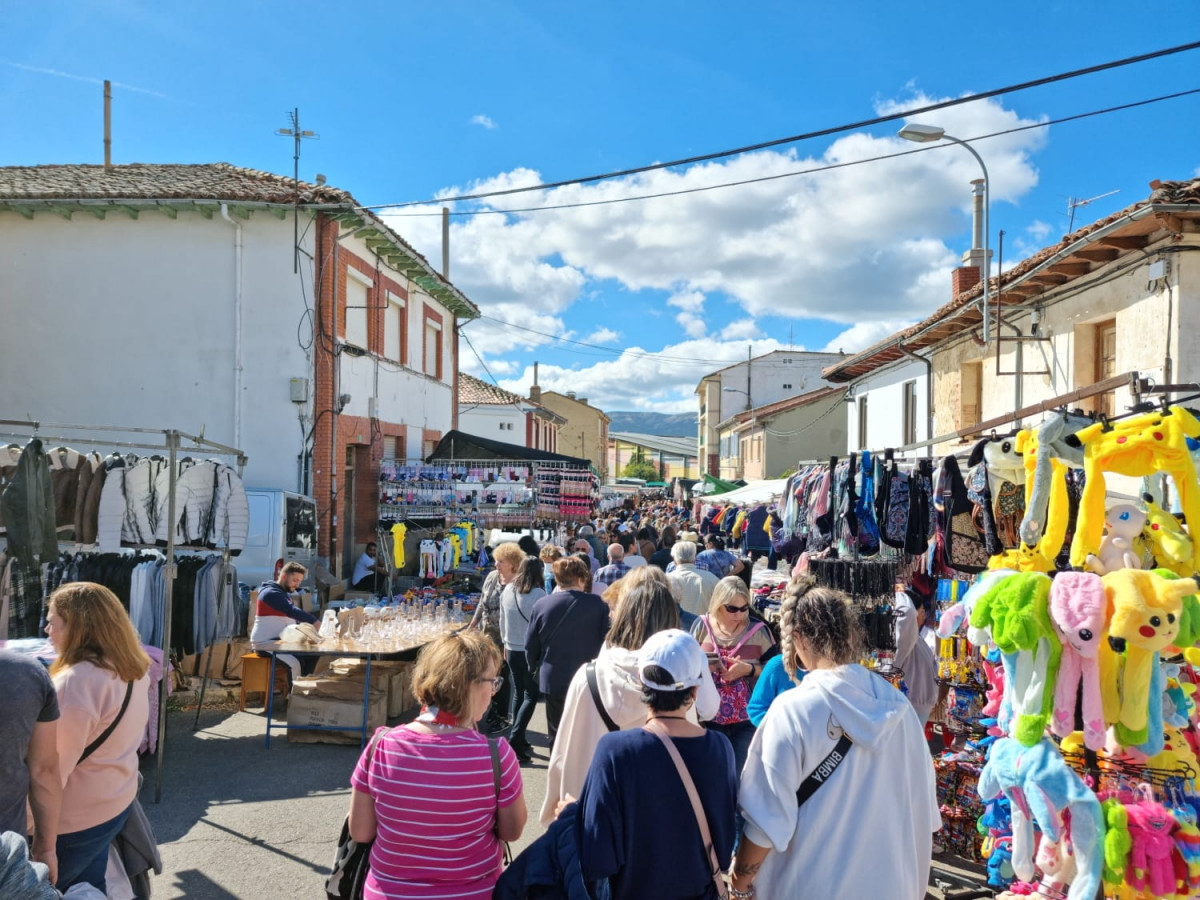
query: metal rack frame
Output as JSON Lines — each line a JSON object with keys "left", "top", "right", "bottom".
{"left": 0, "top": 419, "right": 246, "bottom": 801}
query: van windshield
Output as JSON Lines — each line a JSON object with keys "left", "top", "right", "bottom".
{"left": 286, "top": 497, "right": 316, "bottom": 549}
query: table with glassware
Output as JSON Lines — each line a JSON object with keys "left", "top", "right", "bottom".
{"left": 253, "top": 600, "right": 467, "bottom": 748}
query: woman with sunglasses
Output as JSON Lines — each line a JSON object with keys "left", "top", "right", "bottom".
{"left": 690, "top": 576, "right": 776, "bottom": 780}
{"left": 347, "top": 630, "right": 527, "bottom": 899}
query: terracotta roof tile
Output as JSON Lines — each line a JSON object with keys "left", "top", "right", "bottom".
{"left": 458, "top": 372, "right": 527, "bottom": 406}
{"left": 0, "top": 162, "right": 480, "bottom": 319}
{"left": 0, "top": 162, "right": 353, "bottom": 204}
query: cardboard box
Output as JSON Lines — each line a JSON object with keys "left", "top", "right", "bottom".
{"left": 179, "top": 638, "right": 252, "bottom": 681}
{"left": 286, "top": 689, "right": 387, "bottom": 745}
{"left": 327, "top": 659, "right": 414, "bottom": 718}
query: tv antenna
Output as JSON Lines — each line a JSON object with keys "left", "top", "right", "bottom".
{"left": 1067, "top": 189, "right": 1118, "bottom": 233}
{"left": 277, "top": 108, "right": 319, "bottom": 272}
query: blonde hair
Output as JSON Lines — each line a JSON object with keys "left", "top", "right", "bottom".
{"left": 708, "top": 575, "right": 751, "bottom": 618}
{"left": 779, "top": 576, "right": 860, "bottom": 677}
{"left": 539, "top": 544, "right": 564, "bottom": 564}
{"left": 605, "top": 565, "right": 670, "bottom": 617}
{"left": 607, "top": 577, "right": 679, "bottom": 651}
{"left": 410, "top": 630, "right": 501, "bottom": 723}
{"left": 48, "top": 582, "right": 151, "bottom": 681}
{"left": 491, "top": 541, "right": 525, "bottom": 570}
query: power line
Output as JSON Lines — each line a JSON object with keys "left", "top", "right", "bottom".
{"left": 382, "top": 87, "right": 1200, "bottom": 218}
{"left": 460, "top": 330, "right": 502, "bottom": 386}
{"left": 359, "top": 40, "right": 1200, "bottom": 212}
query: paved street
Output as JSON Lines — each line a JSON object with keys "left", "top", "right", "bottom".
{"left": 137, "top": 698, "right": 552, "bottom": 899}
{"left": 138, "top": 691, "right": 984, "bottom": 899}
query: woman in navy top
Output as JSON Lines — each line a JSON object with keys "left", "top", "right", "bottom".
{"left": 577, "top": 629, "right": 736, "bottom": 899}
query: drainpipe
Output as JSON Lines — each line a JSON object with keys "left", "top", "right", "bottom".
{"left": 897, "top": 344, "right": 933, "bottom": 458}
{"left": 219, "top": 204, "right": 244, "bottom": 449}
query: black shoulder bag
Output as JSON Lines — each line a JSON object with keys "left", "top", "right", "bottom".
{"left": 585, "top": 662, "right": 620, "bottom": 733}
{"left": 79, "top": 681, "right": 135, "bottom": 765}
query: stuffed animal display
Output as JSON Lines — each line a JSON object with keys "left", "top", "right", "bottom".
{"left": 1086, "top": 503, "right": 1147, "bottom": 575}
{"left": 1069, "top": 406, "right": 1200, "bottom": 571}
{"left": 978, "top": 737, "right": 1104, "bottom": 900}
{"left": 1141, "top": 492, "right": 1194, "bottom": 577}
{"left": 1048, "top": 571, "right": 1111, "bottom": 750}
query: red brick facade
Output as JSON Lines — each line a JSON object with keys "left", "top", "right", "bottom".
{"left": 311, "top": 213, "right": 448, "bottom": 572}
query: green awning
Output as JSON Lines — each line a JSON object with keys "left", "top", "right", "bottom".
{"left": 699, "top": 473, "right": 740, "bottom": 495}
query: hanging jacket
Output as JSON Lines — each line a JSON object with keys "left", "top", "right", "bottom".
{"left": 208, "top": 464, "right": 249, "bottom": 553}
{"left": 77, "top": 454, "right": 107, "bottom": 545}
{"left": 494, "top": 801, "right": 592, "bottom": 900}
{"left": 95, "top": 455, "right": 131, "bottom": 553}
{"left": 0, "top": 444, "right": 23, "bottom": 533}
{"left": 46, "top": 446, "right": 83, "bottom": 538}
{"left": 124, "top": 456, "right": 169, "bottom": 545}
{"left": 0, "top": 438, "right": 58, "bottom": 567}
{"left": 743, "top": 505, "right": 771, "bottom": 551}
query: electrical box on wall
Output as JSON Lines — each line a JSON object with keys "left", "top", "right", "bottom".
{"left": 289, "top": 377, "right": 309, "bottom": 403}
{"left": 368, "top": 397, "right": 379, "bottom": 420}
{"left": 1147, "top": 259, "right": 1167, "bottom": 281}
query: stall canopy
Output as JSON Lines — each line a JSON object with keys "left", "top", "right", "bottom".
{"left": 701, "top": 478, "right": 788, "bottom": 505}
{"left": 694, "top": 473, "right": 742, "bottom": 496}
{"left": 426, "top": 429, "right": 592, "bottom": 467}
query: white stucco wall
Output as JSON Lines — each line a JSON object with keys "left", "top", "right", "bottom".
{"left": 0, "top": 207, "right": 460, "bottom": 487}
{"left": 0, "top": 210, "right": 312, "bottom": 491}
{"left": 458, "top": 404, "right": 525, "bottom": 443}
{"left": 843, "top": 359, "right": 930, "bottom": 455}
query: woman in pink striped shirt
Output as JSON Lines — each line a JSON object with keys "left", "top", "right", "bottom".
{"left": 348, "top": 630, "right": 527, "bottom": 899}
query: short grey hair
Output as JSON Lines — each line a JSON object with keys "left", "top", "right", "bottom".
{"left": 671, "top": 541, "right": 696, "bottom": 564}
{"left": 607, "top": 543, "right": 625, "bottom": 561}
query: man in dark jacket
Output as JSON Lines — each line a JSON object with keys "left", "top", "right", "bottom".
{"left": 525, "top": 556, "right": 609, "bottom": 743}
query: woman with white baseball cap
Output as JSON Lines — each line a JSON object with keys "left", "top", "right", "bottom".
{"left": 575, "top": 628, "right": 737, "bottom": 899}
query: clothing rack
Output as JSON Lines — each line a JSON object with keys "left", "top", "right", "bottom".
{"left": 0, "top": 419, "right": 246, "bottom": 802}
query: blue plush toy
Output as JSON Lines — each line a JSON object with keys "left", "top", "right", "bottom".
{"left": 977, "top": 737, "right": 1104, "bottom": 900}
{"left": 985, "top": 836, "right": 1015, "bottom": 888}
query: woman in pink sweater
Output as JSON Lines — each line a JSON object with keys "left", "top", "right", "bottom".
{"left": 45, "top": 582, "right": 151, "bottom": 893}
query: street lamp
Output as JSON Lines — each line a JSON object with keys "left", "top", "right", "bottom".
{"left": 898, "top": 123, "right": 991, "bottom": 343}
{"left": 723, "top": 385, "right": 751, "bottom": 412}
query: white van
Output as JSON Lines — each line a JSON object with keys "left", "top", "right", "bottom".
{"left": 238, "top": 488, "right": 318, "bottom": 588}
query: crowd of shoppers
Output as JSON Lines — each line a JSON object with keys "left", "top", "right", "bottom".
{"left": 2, "top": 493, "right": 940, "bottom": 899}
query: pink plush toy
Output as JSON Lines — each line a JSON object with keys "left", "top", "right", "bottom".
{"left": 1124, "top": 801, "right": 1180, "bottom": 898}
{"left": 1048, "top": 571, "right": 1111, "bottom": 750}
{"left": 1035, "top": 833, "right": 1077, "bottom": 899}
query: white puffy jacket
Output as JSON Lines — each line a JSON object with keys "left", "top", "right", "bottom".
{"left": 124, "top": 456, "right": 169, "bottom": 545}
{"left": 154, "top": 460, "right": 249, "bottom": 552}
{"left": 95, "top": 455, "right": 131, "bottom": 552}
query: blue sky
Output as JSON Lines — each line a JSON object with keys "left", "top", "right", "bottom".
{"left": 3, "top": 2, "right": 1198, "bottom": 412}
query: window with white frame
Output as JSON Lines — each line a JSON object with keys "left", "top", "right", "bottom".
{"left": 345, "top": 272, "right": 370, "bottom": 349}
{"left": 902, "top": 381, "right": 918, "bottom": 445}
{"left": 424, "top": 318, "right": 442, "bottom": 379}
{"left": 384, "top": 294, "right": 405, "bottom": 362}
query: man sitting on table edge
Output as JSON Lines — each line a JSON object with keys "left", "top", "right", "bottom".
{"left": 351, "top": 541, "right": 390, "bottom": 593}
{"left": 250, "top": 562, "right": 319, "bottom": 682}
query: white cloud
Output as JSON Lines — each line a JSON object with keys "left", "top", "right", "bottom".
{"left": 499, "top": 336, "right": 792, "bottom": 414}
{"left": 585, "top": 327, "right": 621, "bottom": 344}
{"left": 676, "top": 311, "right": 707, "bottom": 339}
{"left": 720, "top": 318, "right": 761, "bottom": 340}
{"left": 385, "top": 93, "right": 1044, "bottom": 328}
{"left": 821, "top": 319, "right": 915, "bottom": 354}
{"left": 377, "top": 92, "right": 1050, "bottom": 411}
{"left": 469, "top": 114, "right": 497, "bottom": 129}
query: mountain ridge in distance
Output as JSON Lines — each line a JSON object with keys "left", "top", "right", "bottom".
{"left": 606, "top": 410, "right": 698, "bottom": 437}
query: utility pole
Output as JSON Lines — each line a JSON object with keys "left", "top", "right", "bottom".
{"left": 277, "top": 109, "right": 318, "bottom": 273}
{"left": 745, "top": 345, "right": 752, "bottom": 411}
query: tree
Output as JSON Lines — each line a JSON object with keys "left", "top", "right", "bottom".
{"left": 622, "top": 459, "right": 659, "bottom": 481}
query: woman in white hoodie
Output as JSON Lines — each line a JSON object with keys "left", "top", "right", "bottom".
{"left": 730, "top": 580, "right": 940, "bottom": 900}
{"left": 538, "top": 567, "right": 719, "bottom": 826}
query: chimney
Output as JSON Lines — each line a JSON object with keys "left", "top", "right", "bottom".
{"left": 529, "top": 362, "right": 541, "bottom": 402}
{"left": 566, "top": 391, "right": 577, "bottom": 400}
{"left": 578, "top": 397, "right": 589, "bottom": 406}
{"left": 951, "top": 178, "right": 990, "bottom": 298}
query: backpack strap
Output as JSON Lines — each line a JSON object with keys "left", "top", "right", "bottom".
{"left": 586, "top": 662, "right": 620, "bottom": 733}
